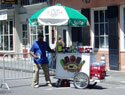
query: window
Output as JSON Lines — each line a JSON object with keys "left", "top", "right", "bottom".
{"left": 124, "top": 8, "right": 125, "bottom": 49}
{"left": 30, "top": 26, "right": 44, "bottom": 44}
{"left": 45, "top": 26, "right": 49, "bottom": 44}
{"left": 94, "top": 10, "right": 108, "bottom": 49}
{"left": 21, "top": 0, "right": 47, "bottom": 5}
{"left": 21, "top": 0, "right": 29, "bottom": 5}
{"left": 0, "top": 20, "right": 14, "bottom": 51}
{"left": 22, "top": 24, "right": 28, "bottom": 45}
{"left": 30, "top": 26, "right": 38, "bottom": 44}
{"left": 63, "top": 29, "right": 66, "bottom": 45}
{"left": 72, "top": 27, "right": 83, "bottom": 45}
{"left": 30, "top": 26, "right": 50, "bottom": 46}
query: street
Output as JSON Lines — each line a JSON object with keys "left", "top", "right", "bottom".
{"left": 0, "top": 82, "right": 125, "bottom": 95}
{"left": 0, "top": 75, "right": 125, "bottom": 95}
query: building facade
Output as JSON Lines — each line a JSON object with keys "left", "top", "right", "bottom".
{"left": 0, "top": 0, "right": 49, "bottom": 55}
{"left": 0, "top": 0, "right": 125, "bottom": 71}
{"left": 51, "top": 0, "right": 125, "bottom": 71}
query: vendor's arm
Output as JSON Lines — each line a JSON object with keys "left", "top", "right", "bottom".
{"left": 30, "top": 42, "right": 39, "bottom": 59}
{"left": 46, "top": 43, "right": 55, "bottom": 53}
{"left": 47, "top": 47, "right": 55, "bottom": 53}
{"left": 30, "top": 51, "right": 39, "bottom": 59}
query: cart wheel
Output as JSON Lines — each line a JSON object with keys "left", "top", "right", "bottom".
{"left": 73, "top": 72, "right": 89, "bottom": 89}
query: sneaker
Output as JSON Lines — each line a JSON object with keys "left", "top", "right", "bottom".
{"left": 47, "top": 83, "right": 52, "bottom": 87}
{"left": 34, "top": 85, "right": 39, "bottom": 88}
{"left": 46, "top": 81, "right": 52, "bottom": 87}
{"left": 31, "top": 84, "right": 39, "bottom": 88}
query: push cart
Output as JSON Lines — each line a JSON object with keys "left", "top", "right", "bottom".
{"left": 29, "top": 3, "right": 106, "bottom": 89}
{"left": 55, "top": 53, "right": 106, "bottom": 89}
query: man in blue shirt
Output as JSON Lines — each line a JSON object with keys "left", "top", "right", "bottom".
{"left": 30, "top": 32, "right": 54, "bottom": 88}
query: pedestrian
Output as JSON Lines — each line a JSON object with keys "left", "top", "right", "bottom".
{"left": 57, "top": 35, "right": 65, "bottom": 52}
{"left": 30, "top": 32, "right": 55, "bottom": 88}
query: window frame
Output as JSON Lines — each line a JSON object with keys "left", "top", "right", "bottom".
{"left": 30, "top": 26, "right": 38, "bottom": 45}
{"left": 20, "top": 0, "right": 47, "bottom": 6}
{"left": 0, "top": 20, "right": 14, "bottom": 52}
{"left": 22, "top": 23, "right": 29, "bottom": 46}
{"left": 91, "top": 7, "right": 109, "bottom": 51}
{"left": 123, "top": 8, "right": 125, "bottom": 50}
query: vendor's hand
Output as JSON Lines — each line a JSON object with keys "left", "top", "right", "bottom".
{"left": 51, "top": 49, "right": 56, "bottom": 53}
{"left": 30, "top": 52, "right": 40, "bottom": 59}
{"left": 34, "top": 55, "right": 40, "bottom": 59}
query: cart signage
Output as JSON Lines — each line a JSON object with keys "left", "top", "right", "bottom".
{"left": 60, "top": 55, "right": 85, "bottom": 72}
{"left": 0, "top": 11, "right": 7, "bottom": 21}
{"left": 56, "top": 53, "right": 90, "bottom": 79}
{"left": 46, "top": 8, "right": 64, "bottom": 17}
{"left": 1, "top": 0, "right": 17, "bottom": 4}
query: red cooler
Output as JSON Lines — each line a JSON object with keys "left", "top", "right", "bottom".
{"left": 90, "top": 65, "right": 106, "bottom": 80}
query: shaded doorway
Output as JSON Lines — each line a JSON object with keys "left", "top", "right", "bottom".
{"left": 108, "top": 6, "right": 119, "bottom": 70}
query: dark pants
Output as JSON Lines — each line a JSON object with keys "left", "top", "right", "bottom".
{"left": 32, "top": 63, "right": 51, "bottom": 86}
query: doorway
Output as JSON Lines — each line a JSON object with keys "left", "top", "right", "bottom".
{"left": 108, "top": 6, "right": 119, "bottom": 70}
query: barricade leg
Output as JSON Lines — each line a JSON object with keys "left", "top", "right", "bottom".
{"left": 0, "top": 82, "right": 10, "bottom": 90}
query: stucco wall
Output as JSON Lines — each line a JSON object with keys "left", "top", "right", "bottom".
{"left": 52, "top": 0, "right": 125, "bottom": 9}
{"left": 16, "top": 3, "right": 48, "bottom": 53}
{"left": 119, "top": 52, "right": 125, "bottom": 71}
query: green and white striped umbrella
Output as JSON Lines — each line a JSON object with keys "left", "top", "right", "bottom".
{"left": 29, "top": 4, "right": 88, "bottom": 27}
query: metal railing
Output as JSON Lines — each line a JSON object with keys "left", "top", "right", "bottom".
{"left": 0, "top": 53, "right": 56, "bottom": 90}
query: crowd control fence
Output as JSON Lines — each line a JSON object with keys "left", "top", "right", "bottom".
{"left": 0, "top": 53, "right": 56, "bottom": 90}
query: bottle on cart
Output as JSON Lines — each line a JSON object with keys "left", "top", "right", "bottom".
{"left": 90, "top": 48, "right": 93, "bottom": 53}
{"left": 99, "top": 54, "right": 106, "bottom": 66}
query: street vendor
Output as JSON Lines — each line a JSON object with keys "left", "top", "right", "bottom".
{"left": 57, "top": 35, "right": 65, "bottom": 52}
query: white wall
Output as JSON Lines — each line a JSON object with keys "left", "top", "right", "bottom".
{"left": 17, "top": 3, "right": 48, "bottom": 53}
{"left": 120, "top": 6, "right": 125, "bottom": 52}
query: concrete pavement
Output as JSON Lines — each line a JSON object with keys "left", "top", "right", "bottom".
{"left": 0, "top": 70, "right": 125, "bottom": 95}
{"left": 104, "top": 70, "right": 125, "bottom": 85}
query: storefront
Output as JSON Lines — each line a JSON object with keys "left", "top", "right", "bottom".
{"left": 0, "top": 0, "right": 125, "bottom": 71}
{"left": 51, "top": 0, "right": 125, "bottom": 71}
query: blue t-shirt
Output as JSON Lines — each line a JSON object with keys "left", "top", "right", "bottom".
{"left": 30, "top": 41, "right": 52, "bottom": 64}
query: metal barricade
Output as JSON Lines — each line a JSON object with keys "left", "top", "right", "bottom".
{"left": 0, "top": 53, "right": 56, "bottom": 90}
{"left": 48, "top": 53, "right": 56, "bottom": 75}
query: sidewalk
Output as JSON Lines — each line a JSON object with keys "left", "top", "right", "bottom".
{"left": 1, "top": 70, "right": 125, "bottom": 87}
{"left": 0, "top": 70, "right": 125, "bottom": 95}
{"left": 0, "top": 70, "right": 125, "bottom": 90}
{"left": 104, "top": 70, "right": 125, "bottom": 85}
